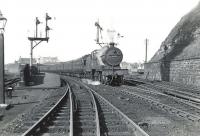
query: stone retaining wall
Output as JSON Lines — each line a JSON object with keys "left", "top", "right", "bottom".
{"left": 144, "top": 58, "right": 200, "bottom": 87}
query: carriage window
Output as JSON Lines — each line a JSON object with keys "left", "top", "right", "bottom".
{"left": 83, "top": 60, "right": 86, "bottom": 66}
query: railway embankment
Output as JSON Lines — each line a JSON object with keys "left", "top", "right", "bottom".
{"left": 144, "top": 2, "right": 200, "bottom": 87}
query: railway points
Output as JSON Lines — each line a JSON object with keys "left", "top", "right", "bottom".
{"left": 65, "top": 76, "right": 149, "bottom": 136}
{"left": 14, "top": 76, "right": 149, "bottom": 136}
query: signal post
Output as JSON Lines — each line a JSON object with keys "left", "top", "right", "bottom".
{"left": 29, "top": 13, "right": 52, "bottom": 68}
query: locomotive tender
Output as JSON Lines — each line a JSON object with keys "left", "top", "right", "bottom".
{"left": 40, "top": 42, "right": 128, "bottom": 85}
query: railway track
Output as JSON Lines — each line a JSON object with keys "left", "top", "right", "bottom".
{"left": 86, "top": 82, "right": 200, "bottom": 135}
{"left": 21, "top": 85, "right": 70, "bottom": 135}
{"left": 5, "top": 77, "right": 20, "bottom": 87}
{"left": 125, "top": 78, "right": 200, "bottom": 104}
{"left": 157, "top": 80, "right": 200, "bottom": 94}
{"left": 4, "top": 77, "right": 20, "bottom": 91}
{"left": 149, "top": 81, "right": 200, "bottom": 101}
{"left": 125, "top": 80, "right": 200, "bottom": 106}
{"left": 122, "top": 80, "right": 200, "bottom": 122}
{"left": 72, "top": 82, "right": 98, "bottom": 136}
{"left": 125, "top": 82, "right": 200, "bottom": 110}
{"left": 146, "top": 81, "right": 200, "bottom": 101}
{"left": 65, "top": 77, "right": 149, "bottom": 136}
{"left": 21, "top": 77, "right": 149, "bottom": 136}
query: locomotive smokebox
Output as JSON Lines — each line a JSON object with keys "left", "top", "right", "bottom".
{"left": 101, "top": 46, "right": 123, "bottom": 66}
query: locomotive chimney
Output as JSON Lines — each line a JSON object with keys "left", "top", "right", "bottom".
{"left": 109, "top": 42, "right": 115, "bottom": 47}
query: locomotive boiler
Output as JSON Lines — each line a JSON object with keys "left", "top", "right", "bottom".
{"left": 83, "top": 42, "right": 128, "bottom": 85}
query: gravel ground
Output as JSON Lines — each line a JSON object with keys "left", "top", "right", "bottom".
{"left": 87, "top": 83, "right": 200, "bottom": 136}
{"left": 0, "top": 73, "right": 61, "bottom": 136}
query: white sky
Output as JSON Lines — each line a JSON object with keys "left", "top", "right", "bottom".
{"left": 1, "top": 0, "right": 199, "bottom": 64}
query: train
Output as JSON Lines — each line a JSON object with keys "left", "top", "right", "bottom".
{"left": 40, "top": 21, "right": 128, "bottom": 85}
{"left": 40, "top": 42, "right": 128, "bottom": 85}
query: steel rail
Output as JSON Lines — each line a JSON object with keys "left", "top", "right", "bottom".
{"left": 21, "top": 86, "right": 69, "bottom": 136}
{"left": 163, "top": 90, "right": 200, "bottom": 103}
{"left": 87, "top": 86, "right": 149, "bottom": 136}
{"left": 5, "top": 78, "right": 20, "bottom": 86}
{"left": 162, "top": 80, "right": 199, "bottom": 91}
{"left": 68, "top": 77, "right": 149, "bottom": 136}
{"left": 5, "top": 77, "right": 20, "bottom": 82}
{"left": 125, "top": 80, "right": 165, "bottom": 96}
{"left": 124, "top": 85, "right": 200, "bottom": 111}
{"left": 126, "top": 79, "right": 200, "bottom": 103}
{"left": 69, "top": 78, "right": 101, "bottom": 136}
{"left": 68, "top": 84, "right": 74, "bottom": 136}
{"left": 84, "top": 85, "right": 101, "bottom": 136}
{"left": 149, "top": 81, "right": 200, "bottom": 99}
{"left": 121, "top": 89, "right": 200, "bottom": 121}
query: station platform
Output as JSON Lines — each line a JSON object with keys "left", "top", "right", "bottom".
{"left": 30, "top": 73, "right": 60, "bottom": 88}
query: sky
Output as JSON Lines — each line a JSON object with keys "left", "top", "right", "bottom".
{"left": 1, "top": 0, "right": 200, "bottom": 64}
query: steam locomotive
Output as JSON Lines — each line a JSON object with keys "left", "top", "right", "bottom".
{"left": 40, "top": 42, "right": 128, "bottom": 85}
{"left": 40, "top": 21, "right": 128, "bottom": 85}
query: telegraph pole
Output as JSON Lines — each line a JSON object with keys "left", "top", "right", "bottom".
{"left": 145, "top": 38, "right": 148, "bottom": 63}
